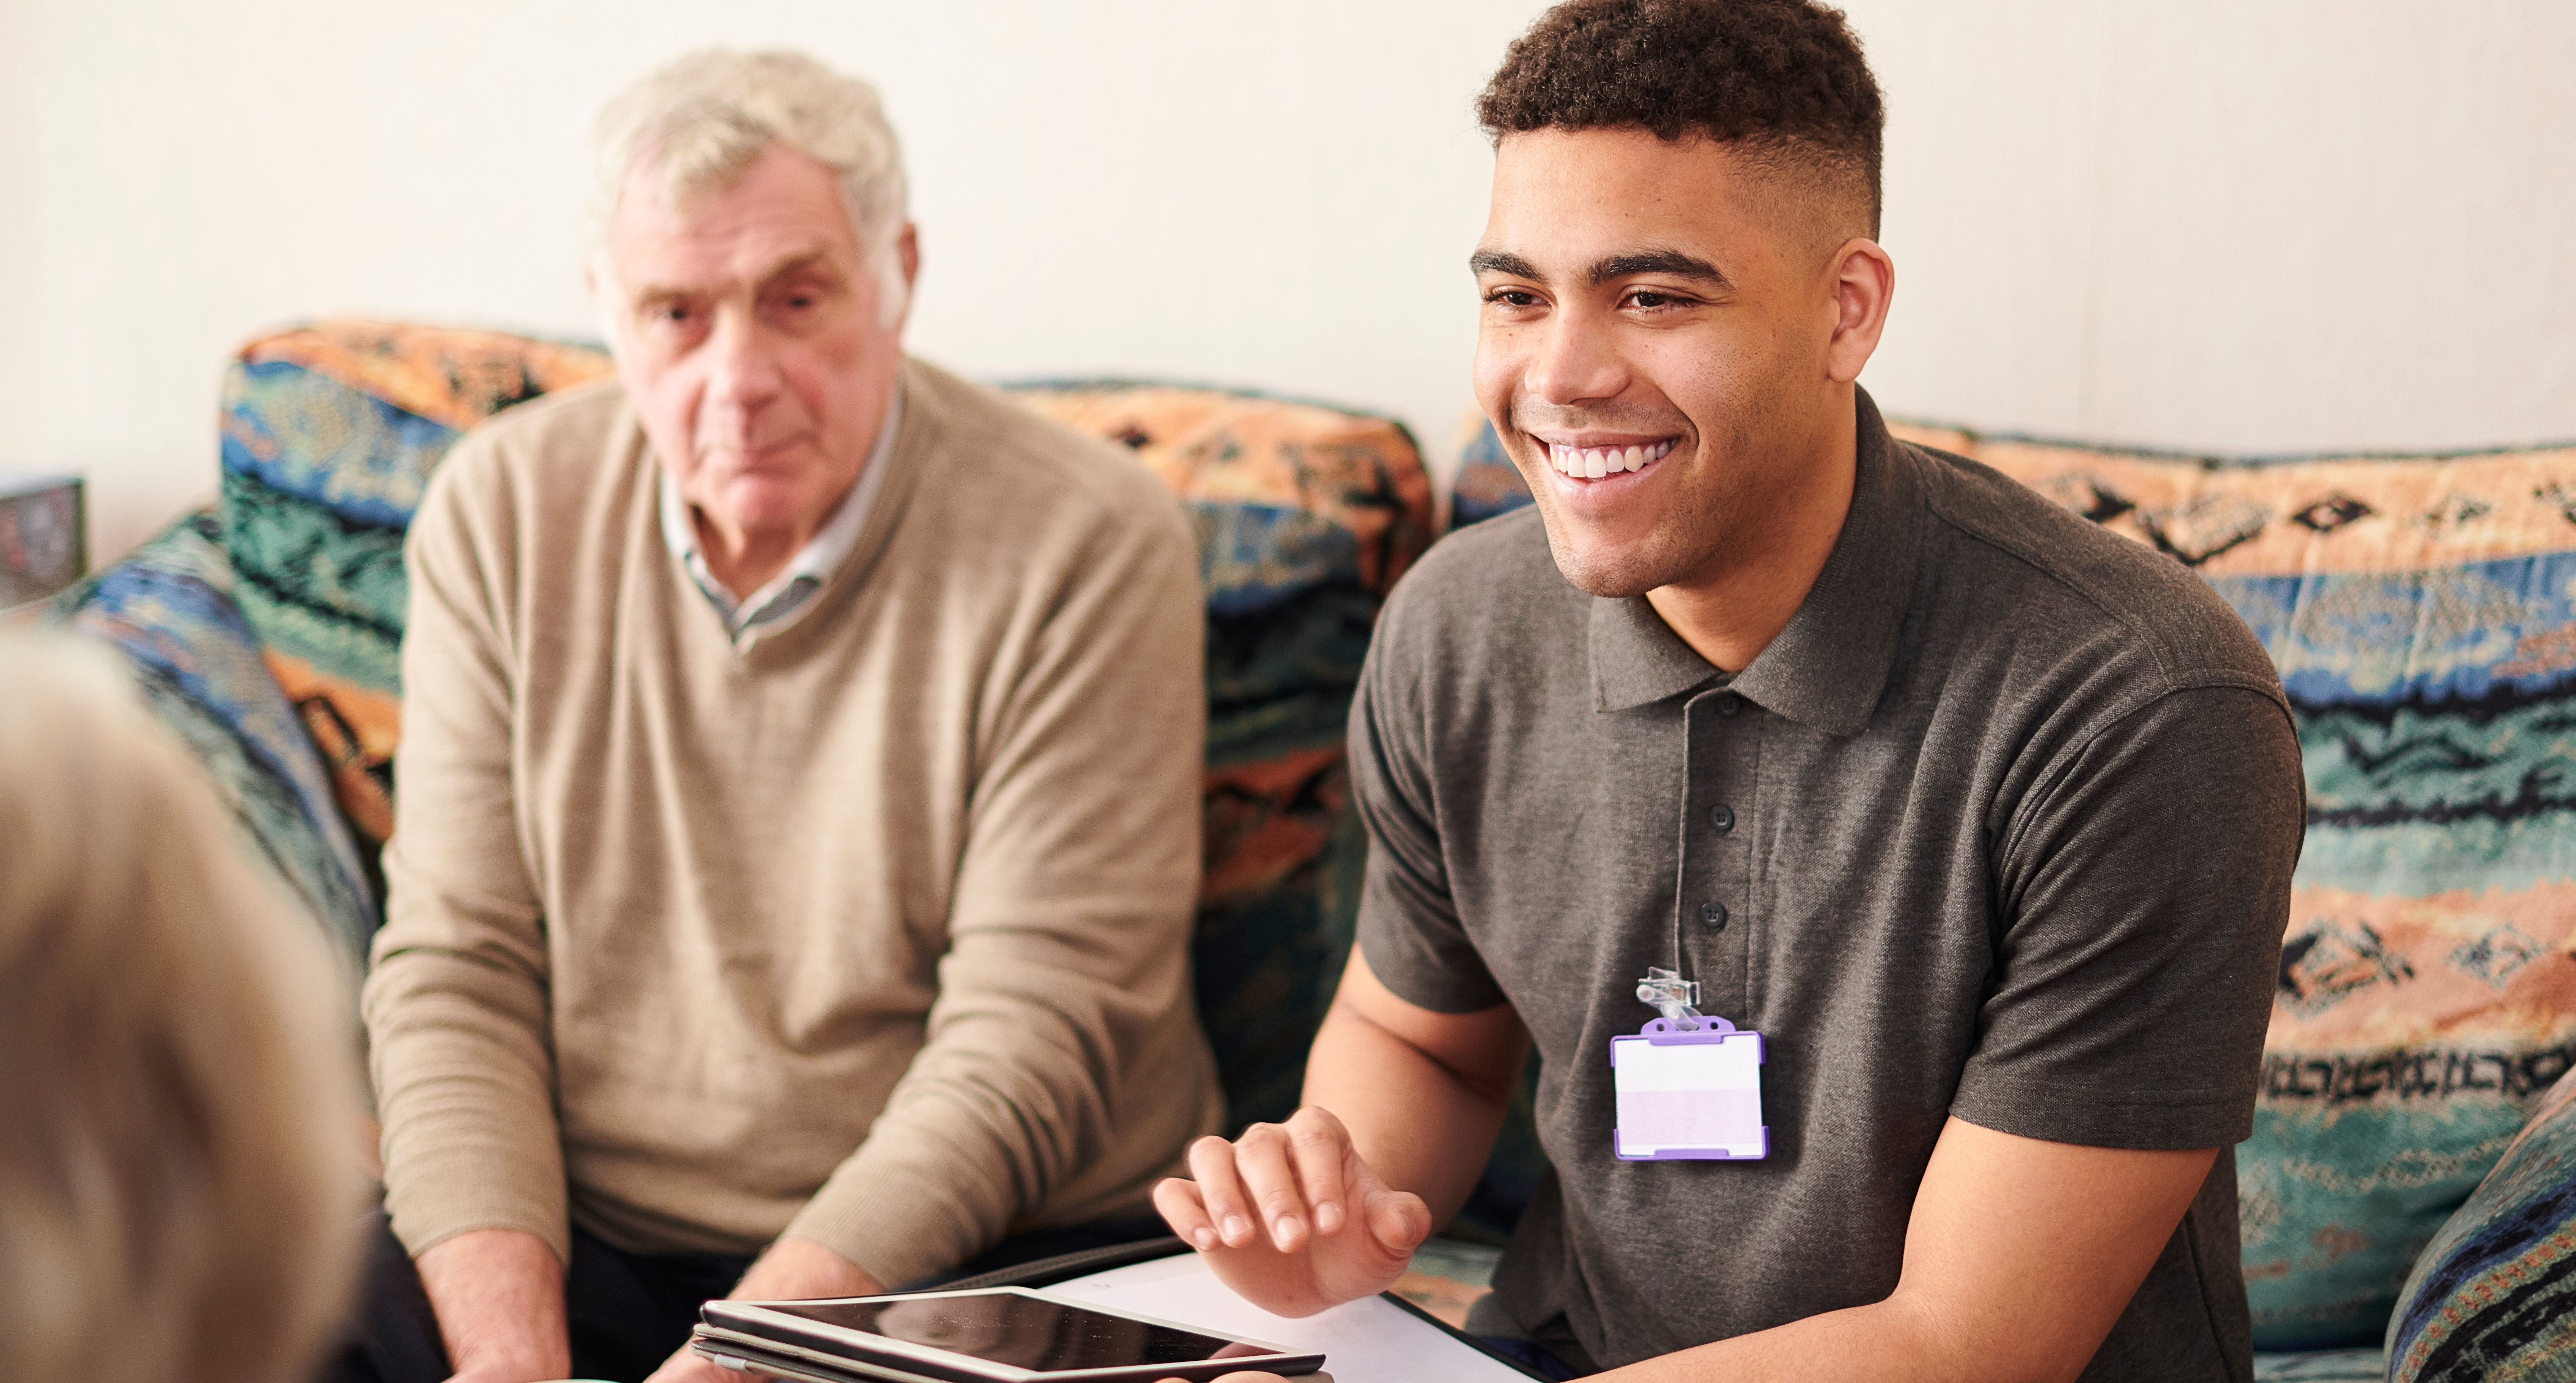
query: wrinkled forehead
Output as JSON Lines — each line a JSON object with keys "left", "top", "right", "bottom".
{"left": 600, "top": 144, "right": 863, "bottom": 291}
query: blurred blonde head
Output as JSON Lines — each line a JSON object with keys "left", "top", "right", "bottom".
{"left": 0, "top": 638, "right": 364, "bottom": 1383}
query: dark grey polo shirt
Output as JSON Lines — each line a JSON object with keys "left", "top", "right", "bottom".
{"left": 1353, "top": 392, "right": 2303, "bottom": 1379}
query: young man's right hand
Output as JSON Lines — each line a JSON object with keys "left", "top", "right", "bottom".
{"left": 1151, "top": 1106, "right": 1434, "bottom": 1319}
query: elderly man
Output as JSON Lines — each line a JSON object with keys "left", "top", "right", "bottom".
{"left": 334, "top": 49, "right": 1222, "bottom": 1383}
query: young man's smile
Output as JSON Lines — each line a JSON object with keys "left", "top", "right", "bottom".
{"left": 1535, "top": 434, "right": 1681, "bottom": 480}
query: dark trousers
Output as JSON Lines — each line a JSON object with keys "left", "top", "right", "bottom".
{"left": 323, "top": 1211, "right": 1172, "bottom": 1383}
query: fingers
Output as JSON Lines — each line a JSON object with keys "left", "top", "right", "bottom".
{"left": 1283, "top": 1109, "right": 1352, "bottom": 1239}
{"left": 1176, "top": 1108, "right": 1368, "bottom": 1255}
{"left": 1231, "top": 1121, "right": 1315, "bottom": 1252}
{"left": 1368, "top": 1187, "right": 1434, "bottom": 1258}
{"left": 1152, "top": 1174, "right": 1219, "bottom": 1251}
{"left": 1185, "top": 1134, "right": 1263, "bottom": 1250}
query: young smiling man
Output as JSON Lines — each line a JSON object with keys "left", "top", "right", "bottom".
{"left": 1156, "top": 3, "right": 2304, "bottom": 1379}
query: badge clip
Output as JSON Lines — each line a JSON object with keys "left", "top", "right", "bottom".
{"left": 1610, "top": 967, "right": 1768, "bottom": 1160}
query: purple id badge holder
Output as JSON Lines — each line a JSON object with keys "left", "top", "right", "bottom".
{"left": 1611, "top": 967, "right": 1768, "bottom": 1160}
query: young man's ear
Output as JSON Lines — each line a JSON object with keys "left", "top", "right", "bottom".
{"left": 1824, "top": 238, "right": 1895, "bottom": 385}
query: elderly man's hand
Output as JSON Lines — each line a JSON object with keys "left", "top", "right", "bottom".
{"left": 644, "top": 1237, "right": 886, "bottom": 1383}
{"left": 1152, "top": 1106, "right": 1431, "bottom": 1320}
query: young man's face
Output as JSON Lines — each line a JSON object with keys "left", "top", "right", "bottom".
{"left": 1473, "top": 127, "right": 1869, "bottom": 599}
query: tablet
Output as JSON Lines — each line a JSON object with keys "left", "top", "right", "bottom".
{"left": 697, "top": 1287, "right": 1328, "bottom": 1382}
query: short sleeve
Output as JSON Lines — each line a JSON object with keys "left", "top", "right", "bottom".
{"left": 1350, "top": 595, "right": 1509, "bottom": 1015}
{"left": 1951, "top": 682, "right": 2305, "bottom": 1149}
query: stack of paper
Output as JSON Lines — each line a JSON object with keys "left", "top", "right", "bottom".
{"left": 1046, "top": 1252, "right": 1537, "bottom": 1381}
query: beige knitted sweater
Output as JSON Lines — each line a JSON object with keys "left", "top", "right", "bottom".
{"left": 365, "top": 358, "right": 1223, "bottom": 1288}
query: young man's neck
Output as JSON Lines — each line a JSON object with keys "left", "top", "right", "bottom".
{"left": 1643, "top": 395, "right": 1859, "bottom": 674}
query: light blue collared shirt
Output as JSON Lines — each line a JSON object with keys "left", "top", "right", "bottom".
{"left": 659, "top": 387, "right": 904, "bottom": 644}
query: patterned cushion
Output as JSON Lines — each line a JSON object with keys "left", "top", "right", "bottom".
{"left": 2251, "top": 1349, "right": 2388, "bottom": 1381}
{"left": 1454, "top": 415, "right": 2576, "bottom": 1343}
{"left": 2386, "top": 1063, "right": 2576, "bottom": 1380}
{"left": 219, "top": 322, "right": 614, "bottom": 856}
{"left": 1967, "top": 437, "right": 2576, "bottom": 1350}
{"left": 1007, "top": 381, "right": 1435, "bottom": 1130}
{"left": 46, "top": 512, "right": 376, "bottom": 963}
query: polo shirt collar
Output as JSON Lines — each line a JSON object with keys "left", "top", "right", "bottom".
{"left": 1590, "top": 388, "right": 1920, "bottom": 736}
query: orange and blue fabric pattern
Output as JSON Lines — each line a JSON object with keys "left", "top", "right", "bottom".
{"left": 2386, "top": 1060, "right": 2576, "bottom": 1380}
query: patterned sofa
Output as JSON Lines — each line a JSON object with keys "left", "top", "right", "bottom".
{"left": 62, "top": 318, "right": 2576, "bottom": 1378}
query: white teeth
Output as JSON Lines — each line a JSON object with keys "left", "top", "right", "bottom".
{"left": 1545, "top": 438, "right": 1676, "bottom": 479}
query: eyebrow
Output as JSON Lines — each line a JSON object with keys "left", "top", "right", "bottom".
{"left": 627, "top": 250, "right": 838, "bottom": 305}
{"left": 1469, "top": 246, "right": 1732, "bottom": 292}
{"left": 1592, "top": 249, "right": 1730, "bottom": 289}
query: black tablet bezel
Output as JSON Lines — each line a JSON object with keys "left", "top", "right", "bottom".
{"left": 701, "top": 1288, "right": 1326, "bottom": 1382}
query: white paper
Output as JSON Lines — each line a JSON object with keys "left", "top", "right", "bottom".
{"left": 1043, "top": 1252, "right": 1534, "bottom": 1381}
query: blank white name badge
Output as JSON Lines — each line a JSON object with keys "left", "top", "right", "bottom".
{"left": 1610, "top": 1017, "right": 1769, "bottom": 1161}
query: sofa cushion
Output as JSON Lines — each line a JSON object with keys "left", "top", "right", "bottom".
{"left": 2386, "top": 1062, "right": 2576, "bottom": 1380}
{"left": 1970, "top": 436, "right": 2576, "bottom": 1350}
{"left": 1005, "top": 381, "right": 1434, "bottom": 1130}
{"left": 48, "top": 511, "right": 376, "bottom": 962}
{"left": 218, "top": 322, "right": 614, "bottom": 852}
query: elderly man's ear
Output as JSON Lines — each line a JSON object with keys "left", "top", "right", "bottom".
{"left": 890, "top": 222, "right": 921, "bottom": 329}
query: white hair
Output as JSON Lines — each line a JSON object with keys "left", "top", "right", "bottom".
{"left": 592, "top": 48, "right": 912, "bottom": 324}
{"left": 0, "top": 637, "right": 364, "bottom": 1383}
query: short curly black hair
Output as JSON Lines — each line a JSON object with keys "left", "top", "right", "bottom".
{"left": 1478, "top": 0, "right": 1884, "bottom": 236}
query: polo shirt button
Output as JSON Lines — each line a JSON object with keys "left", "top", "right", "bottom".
{"left": 1709, "top": 803, "right": 1735, "bottom": 833}
{"left": 1698, "top": 900, "right": 1729, "bottom": 930}
{"left": 1715, "top": 695, "right": 1742, "bottom": 718}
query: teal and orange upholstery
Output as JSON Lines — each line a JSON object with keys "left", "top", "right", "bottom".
{"left": 1964, "top": 434, "right": 2576, "bottom": 1356}
{"left": 2386, "top": 1060, "right": 2576, "bottom": 1380}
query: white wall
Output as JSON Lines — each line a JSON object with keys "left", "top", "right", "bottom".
{"left": 7, "top": 0, "right": 2571, "bottom": 566}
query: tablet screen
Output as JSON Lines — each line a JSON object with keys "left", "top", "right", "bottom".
{"left": 763, "top": 1294, "right": 1276, "bottom": 1372}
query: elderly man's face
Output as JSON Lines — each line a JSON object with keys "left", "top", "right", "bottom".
{"left": 598, "top": 144, "right": 913, "bottom": 555}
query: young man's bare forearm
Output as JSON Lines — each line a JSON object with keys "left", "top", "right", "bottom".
{"left": 1299, "top": 956, "right": 1529, "bottom": 1225}
{"left": 1588, "top": 1123, "right": 2218, "bottom": 1383}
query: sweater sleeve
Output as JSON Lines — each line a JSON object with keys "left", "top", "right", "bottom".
{"left": 780, "top": 480, "right": 1210, "bottom": 1288}
{"left": 361, "top": 440, "right": 571, "bottom": 1265}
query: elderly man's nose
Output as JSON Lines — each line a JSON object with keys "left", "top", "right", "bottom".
{"left": 707, "top": 320, "right": 786, "bottom": 405}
